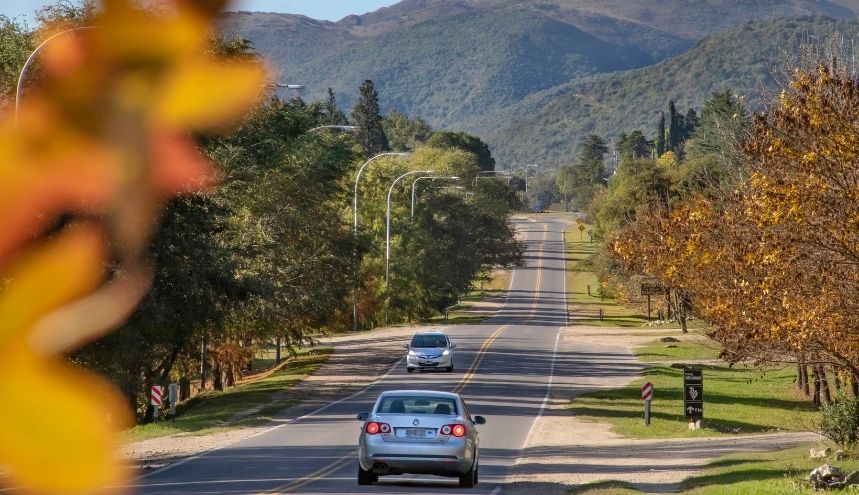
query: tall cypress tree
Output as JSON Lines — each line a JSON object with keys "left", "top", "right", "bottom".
{"left": 656, "top": 112, "right": 666, "bottom": 157}
{"left": 668, "top": 100, "right": 679, "bottom": 152}
{"left": 324, "top": 87, "right": 347, "bottom": 125}
{"left": 351, "top": 80, "right": 389, "bottom": 156}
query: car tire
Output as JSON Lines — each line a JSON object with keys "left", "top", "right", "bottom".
{"left": 407, "top": 367, "right": 415, "bottom": 373}
{"left": 458, "top": 459, "right": 477, "bottom": 488}
{"left": 446, "top": 365, "right": 453, "bottom": 373}
{"left": 357, "top": 465, "right": 377, "bottom": 485}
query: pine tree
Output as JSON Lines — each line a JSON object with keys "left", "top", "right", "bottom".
{"left": 668, "top": 100, "right": 679, "bottom": 152}
{"left": 656, "top": 112, "right": 666, "bottom": 157}
{"left": 325, "top": 87, "right": 347, "bottom": 125}
{"left": 351, "top": 80, "right": 389, "bottom": 156}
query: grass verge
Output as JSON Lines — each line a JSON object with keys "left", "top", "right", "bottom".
{"left": 573, "top": 446, "right": 857, "bottom": 494}
{"left": 129, "top": 347, "right": 332, "bottom": 441}
{"left": 427, "top": 268, "right": 512, "bottom": 324}
{"left": 564, "top": 225, "right": 647, "bottom": 327}
{"left": 569, "top": 363, "right": 817, "bottom": 439}
{"left": 635, "top": 337, "right": 722, "bottom": 362}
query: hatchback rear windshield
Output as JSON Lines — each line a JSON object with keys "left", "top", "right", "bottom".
{"left": 411, "top": 334, "right": 448, "bottom": 348}
{"left": 376, "top": 396, "right": 458, "bottom": 415}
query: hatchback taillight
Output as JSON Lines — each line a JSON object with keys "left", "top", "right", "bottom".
{"left": 441, "top": 424, "right": 466, "bottom": 437}
{"left": 365, "top": 422, "right": 390, "bottom": 435}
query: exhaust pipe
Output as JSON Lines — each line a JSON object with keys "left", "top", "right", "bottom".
{"left": 372, "top": 462, "right": 389, "bottom": 473}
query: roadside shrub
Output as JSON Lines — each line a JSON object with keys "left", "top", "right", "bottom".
{"left": 819, "top": 391, "right": 859, "bottom": 449}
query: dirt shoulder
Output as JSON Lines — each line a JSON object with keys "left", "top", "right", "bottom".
{"left": 124, "top": 324, "right": 440, "bottom": 471}
{"left": 506, "top": 326, "right": 820, "bottom": 495}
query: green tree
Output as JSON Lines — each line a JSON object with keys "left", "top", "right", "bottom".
{"left": 687, "top": 89, "right": 749, "bottom": 172}
{"left": 668, "top": 100, "right": 680, "bottom": 152}
{"left": 425, "top": 131, "right": 496, "bottom": 172}
{"left": 324, "top": 87, "right": 348, "bottom": 125}
{"left": 351, "top": 79, "right": 389, "bottom": 156}
{"left": 383, "top": 109, "right": 432, "bottom": 152}
{"left": 656, "top": 113, "right": 666, "bottom": 156}
{"left": 0, "top": 15, "right": 31, "bottom": 110}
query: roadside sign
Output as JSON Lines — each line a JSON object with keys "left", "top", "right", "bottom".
{"left": 640, "top": 283, "right": 669, "bottom": 296}
{"left": 150, "top": 385, "right": 164, "bottom": 407}
{"left": 641, "top": 382, "right": 653, "bottom": 401}
{"left": 683, "top": 368, "right": 703, "bottom": 419}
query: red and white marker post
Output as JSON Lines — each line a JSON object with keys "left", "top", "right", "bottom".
{"left": 641, "top": 382, "right": 653, "bottom": 426}
{"left": 151, "top": 385, "right": 165, "bottom": 422}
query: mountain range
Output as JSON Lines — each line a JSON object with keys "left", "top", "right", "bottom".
{"left": 218, "top": 0, "right": 859, "bottom": 168}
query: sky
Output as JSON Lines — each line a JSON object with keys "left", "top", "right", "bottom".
{"left": 2, "top": 1, "right": 401, "bottom": 24}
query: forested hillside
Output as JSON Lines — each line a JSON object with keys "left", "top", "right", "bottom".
{"left": 493, "top": 16, "right": 859, "bottom": 168}
{"left": 219, "top": 1, "right": 859, "bottom": 169}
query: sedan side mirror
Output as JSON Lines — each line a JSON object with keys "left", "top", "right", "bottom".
{"left": 473, "top": 415, "right": 486, "bottom": 425}
{"left": 402, "top": 343, "right": 409, "bottom": 349}
{"left": 357, "top": 412, "right": 369, "bottom": 421}
{"left": 449, "top": 343, "right": 457, "bottom": 349}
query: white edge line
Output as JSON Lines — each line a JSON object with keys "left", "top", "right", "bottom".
{"left": 491, "top": 485, "right": 502, "bottom": 495}
{"left": 138, "top": 327, "right": 439, "bottom": 480}
{"left": 139, "top": 219, "right": 531, "bottom": 481}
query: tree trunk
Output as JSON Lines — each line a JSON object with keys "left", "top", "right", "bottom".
{"left": 801, "top": 362, "right": 811, "bottom": 397}
{"left": 817, "top": 365, "right": 832, "bottom": 405}
{"left": 275, "top": 336, "right": 282, "bottom": 364}
{"left": 813, "top": 365, "right": 822, "bottom": 408}
{"left": 852, "top": 374, "right": 859, "bottom": 398}
{"left": 833, "top": 367, "right": 842, "bottom": 392}
{"left": 797, "top": 357, "right": 806, "bottom": 392}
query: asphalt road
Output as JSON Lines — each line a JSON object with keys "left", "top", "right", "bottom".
{"left": 134, "top": 216, "right": 580, "bottom": 495}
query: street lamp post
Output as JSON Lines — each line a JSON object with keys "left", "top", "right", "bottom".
{"left": 524, "top": 164, "right": 539, "bottom": 210}
{"left": 353, "top": 152, "right": 410, "bottom": 331}
{"left": 411, "top": 175, "right": 460, "bottom": 218}
{"left": 386, "top": 170, "right": 433, "bottom": 284}
{"left": 15, "top": 25, "right": 95, "bottom": 128}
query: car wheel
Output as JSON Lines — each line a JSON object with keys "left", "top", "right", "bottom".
{"left": 407, "top": 367, "right": 415, "bottom": 373}
{"left": 458, "top": 459, "right": 477, "bottom": 488}
{"left": 357, "top": 464, "right": 377, "bottom": 485}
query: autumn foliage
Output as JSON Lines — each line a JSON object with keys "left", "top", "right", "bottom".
{"left": 0, "top": 0, "right": 264, "bottom": 492}
{"left": 612, "top": 62, "right": 859, "bottom": 400}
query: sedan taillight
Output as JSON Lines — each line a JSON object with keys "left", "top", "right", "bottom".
{"left": 365, "top": 422, "right": 390, "bottom": 435}
{"left": 441, "top": 424, "right": 466, "bottom": 437}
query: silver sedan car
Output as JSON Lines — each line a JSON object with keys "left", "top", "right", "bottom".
{"left": 356, "top": 390, "right": 486, "bottom": 488}
{"left": 404, "top": 331, "right": 456, "bottom": 372}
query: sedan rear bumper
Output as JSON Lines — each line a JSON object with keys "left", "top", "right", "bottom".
{"left": 359, "top": 436, "right": 474, "bottom": 476}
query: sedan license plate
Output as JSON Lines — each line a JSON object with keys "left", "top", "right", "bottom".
{"left": 401, "top": 428, "right": 435, "bottom": 439}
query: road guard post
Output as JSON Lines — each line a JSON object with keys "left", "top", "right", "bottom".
{"left": 150, "top": 385, "right": 164, "bottom": 422}
{"left": 641, "top": 382, "right": 653, "bottom": 426}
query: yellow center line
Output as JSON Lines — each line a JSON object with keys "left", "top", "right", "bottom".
{"left": 267, "top": 223, "right": 549, "bottom": 494}
{"left": 257, "top": 454, "right": 355, "bottom": 494}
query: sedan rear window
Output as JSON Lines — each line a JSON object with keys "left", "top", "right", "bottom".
{"left": 411, "top": 334, "right": 448, "bottom": 348}
{"left": 377, "top": 396, "right": 458, "bottom": 415}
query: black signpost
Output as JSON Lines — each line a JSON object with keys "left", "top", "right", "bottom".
{"left": 684, "top": 367, "right": 703, "bottom": 423}
{"left": 640, "top": 283, "right": 669, "bottom": 321}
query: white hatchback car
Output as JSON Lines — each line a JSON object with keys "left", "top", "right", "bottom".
{"left": 357, "top": 390, "right": 485, "bottom": 488}
{"left": 404, "top": 331, "right": 455, "bottom": 373}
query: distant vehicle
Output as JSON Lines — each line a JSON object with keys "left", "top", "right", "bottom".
{"left": 404, "top": 331, "right": 455, "bottom": 372}
{"left": 356, "top": 390, "right": 485, "bottom": 488}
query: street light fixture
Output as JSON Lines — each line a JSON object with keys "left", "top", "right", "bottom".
{"left": 386, "top": 170, "right": 433, "bottom": 284}
{"left": 411, "top": 175, "right": 460, "bottom": 218}
{"left": 267, "top": 83, "right": 305, "bottom": 90}
{"left": 353, "top": 152, "right": 410, "bottom": 331}
{"left": 472, "top": 170, "right": 512, "bottom": 187}
{"left": 15, "top": 25, "right": 95, "bottom": 128}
